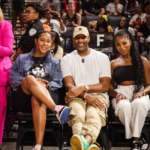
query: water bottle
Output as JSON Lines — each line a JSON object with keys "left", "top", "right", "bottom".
{"left": 61, "top": 142, "right": 68, "bottom": 150}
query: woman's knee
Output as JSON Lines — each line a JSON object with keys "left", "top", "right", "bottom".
{"left": 117, "top": 100, "right": 131, "bottom": 112}
{"left": 23, "top": 75, "right": 36, "bottom": 85}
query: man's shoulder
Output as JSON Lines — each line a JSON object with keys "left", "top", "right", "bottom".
{"left": 107, "top": 3, "right": 113, "bottom": 6}
{"left": 91, "top": 48, "right": 109, "bottom": 58}
{"left": 61, "top": 50, "right": 77, "bottom": 61}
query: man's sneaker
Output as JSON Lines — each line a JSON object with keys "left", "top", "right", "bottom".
{"left": 139, "top": 135, "right": 149, "bottom": 150}
{"left": 131, "top": 141, "right": 140, "bottom": 150}
{"left": 87, "top": 142, "right": 100, "bottom": 150}
{"left": 70, "top": 134, "right": 89, "bottom": 150}
{"left": 55, "top": 105, "right": 70, "bottom": 125}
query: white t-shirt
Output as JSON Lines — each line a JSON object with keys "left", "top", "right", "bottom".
{"left": 129, "top": 13, "right": 146, "bottom": 26}
{"left": 40, "top": 0, "right": 61, "bottom": 11}
{"left": 40, "top": 18, "right": 67, "bottom": 41}
{"left": 114, "top": 27, "right": 135, "bottom": 36}
{"left": 61, "top": 49, "right": 111, "bottom": 100}
{"left": 107, "top": 3, "right": 123, "bottom": 15}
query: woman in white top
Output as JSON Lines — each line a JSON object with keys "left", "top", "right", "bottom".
{"left": 115, "top": 16, "right": 135, "bottom": 36}
{"left": 50, "top": 30, "right": 63, "bottom": 60}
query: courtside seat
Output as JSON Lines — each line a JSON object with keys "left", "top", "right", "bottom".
{"left": 84, "top": 15, "right": 99, "bottom": 27}
{"left": 108, "top": 16, "right": 122, "bottom": 31}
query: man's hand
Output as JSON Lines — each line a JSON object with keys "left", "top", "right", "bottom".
{"left": 86, "top": 94, "right": 105, "bottom": 111}
{"left": 66, "top": 21, "right": 72, "bottom": 26}
{"left": 65, "top": 86, "right": 85, "bottom": 103}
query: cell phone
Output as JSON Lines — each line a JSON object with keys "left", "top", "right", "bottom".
{"left": 42, "top": 74, "right": 53, "bottom": 82}
{"left": 51, "top": 13, "right": 58, "bottom": 19}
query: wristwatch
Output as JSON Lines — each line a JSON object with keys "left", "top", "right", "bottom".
{"left": 84, "top": 85, "right": 89, "bottom": 92}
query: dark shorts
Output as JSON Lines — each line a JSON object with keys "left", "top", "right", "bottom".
{"left": 12, "top": 0, "right": 25, "bottom": 10}
{"left": 14, "top": 85, "right": 60, "bottom": 113}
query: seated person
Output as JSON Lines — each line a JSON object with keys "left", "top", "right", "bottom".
{"left": 141, "top": 36, "right": 150, "bottom": 63}
{"left": 138, "top": 13, "right": 150, "bottom": 42}
{"left": 129, "top": 4, "right": 146, "bottom": 31}
{"left": 61, "top": 26, "right": 111, "bottom": 150}
{"left": 124, "top": 0, "right": 138, "bottom": 17}
{"left": 62, "top": 1, "right": 81, "bottom": 27}
{"left": 84, "top": 0, "right": 105, "bottom": 16}
{"left": 10, "top": 30, "right": 70, "bottom": 150}
{"left": 40, "top": 0, "right": 61, "bottom": 13}
{"left": 115, "top": 16, "right": 135, "bottom": 36}
{"left": 107, "top": 0, "right": 123, "bottom": 16}
{"left": 61, "top": 0, "right": 82, "bottom": 15}
{"left": 50, "top": 30, "right": 63, "bottom": 60}
{"left": 90, "top": 15, "right": 113, "bottom": 32}
{"left": 40, "top": 8, "right": 66, "bottom": 48}
{"left": 109, "top": 30, "right": 150, "bottom": 150}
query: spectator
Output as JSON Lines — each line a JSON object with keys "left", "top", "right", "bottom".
{"left": 61, "top": 26, "right": 111, "bottom": 150}
{"left": 0, "top": 8, "right": 14, "bottom": 145}
{"left": 141, "top": 36, "right": 150, "bottom": 63}
{"left": 107, "top": 0, "right": 123, "bottom": 16}
{"left": 40, "top": 9, "right": 66, "bottom": 49}
{"left": 124, "top": 0, "right": 138, "bottom": 17}
{"left": 62, "top": 1, "right": 81, "bottom": 27}
{"left": 115, "top": 16, "right": 135, "bottom": 36}
{"left": 84, "top": 0, "right": 105, "bottom": 16}
{"left": 144, "top": 0, "right": 150, "bottom": 7}
{"left": 40, "top": 0, "right": 61, "bottom": 13}
{"left": 10, "top": 30, "right": 70, "bottom": 150}
{"left": 109, "top": 30, "right": 150, "bottom": 150}
{"left": 146, "top": 5, "right": 150, "bottom": 14}
{"left": 11, "top": 3, "right": 44, "bottom": 62}
{"left": 99, "top": 0, "right": 112, "bottom": 8}
{"left": 129, "top": 4, "right": 146, "bottom": 31}
{"left": 50, "top": 30, "right": 63, "bottom": 60}
{"left": 12, "top": 0, "right": 25, "bottom": 34}
{"left": 90, "top": 15, "right": 113, "bottom": 32}
{"left": 61, "top": 0, "right": 82, "bottom": 15}
{"left": 138, "top": 13, "right": 150, "bottom": 42}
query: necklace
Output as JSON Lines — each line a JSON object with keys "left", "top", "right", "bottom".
{"left": 33, "top": 55, "right": 46, "bottom": 64}
{"left": 120, "top": 56, "right": 132, "bottom": 61}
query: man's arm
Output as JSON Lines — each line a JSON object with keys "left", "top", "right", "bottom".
{"left": 11, "top": 48, "right": 24, "bottom": 62}
{"left": 99, "top": 8, "right": 105, "bottom": 15}
{"left": 115, "top": 7, "right": 122, "bottom": 15}
{"left": 137, "top": 32, "right": 144, "bottom": 41}
{"left": 84, "top": 10, "right": 95, "bottom": 16}
{"left": 78, "top": 9, "right": 82, "bottom": 15}
{"left": 63, "top": 76, "right": 110, "bottom": 98}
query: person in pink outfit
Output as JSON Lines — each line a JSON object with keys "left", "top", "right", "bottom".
{"left": 0, "top": 8, "right": 14, "bottom": 145}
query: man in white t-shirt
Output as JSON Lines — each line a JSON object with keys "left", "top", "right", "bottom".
{"left": 61, "top": 26, "right": 111, "bottom": 150}
{"left": 107, "top": 0, "right": 123, "bottom": 16}
{"left": 41, "top": 0, "right": 60, "bottom": 13}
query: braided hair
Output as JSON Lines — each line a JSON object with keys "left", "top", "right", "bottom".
{"left": 115, "top": 30, "right": 145, "bottom": 93}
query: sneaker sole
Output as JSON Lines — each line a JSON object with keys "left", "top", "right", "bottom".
{"left": 70, "top": 135, "right": 83, "bottom": 150}
{"left": 59, "top": 107, "right": 70, "bottom": 124}
{"left": 88, "top": 145, "right": 99, "bottom": 150}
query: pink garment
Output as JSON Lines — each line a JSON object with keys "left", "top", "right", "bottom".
{"left": 0, "top": 20, "right": 14, "bottom": 145}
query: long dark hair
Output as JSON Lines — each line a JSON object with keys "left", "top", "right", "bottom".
{"left": 50, "top": 30, "right": 61, "bottom": 55}
{"left": 118, "top": 17, "right": 129, "bottom": 30}
{"left": 35, "top": 30, "right": 52, "bottom": 40}
{"left": 115, "top": 30, "right": 145, "bottom": 93}
{"left": 96, "top": 17, "right": 109, "bottom": 32}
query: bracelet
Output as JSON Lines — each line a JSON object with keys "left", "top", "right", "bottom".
{"left": 141, "top": 90, "right": 145, "bottom": 96}
{"left": 83, "top": 93, "right": 89, "bottom": 99}
{"left": 116, "top": 93, "right": 122, "bottom": 99}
